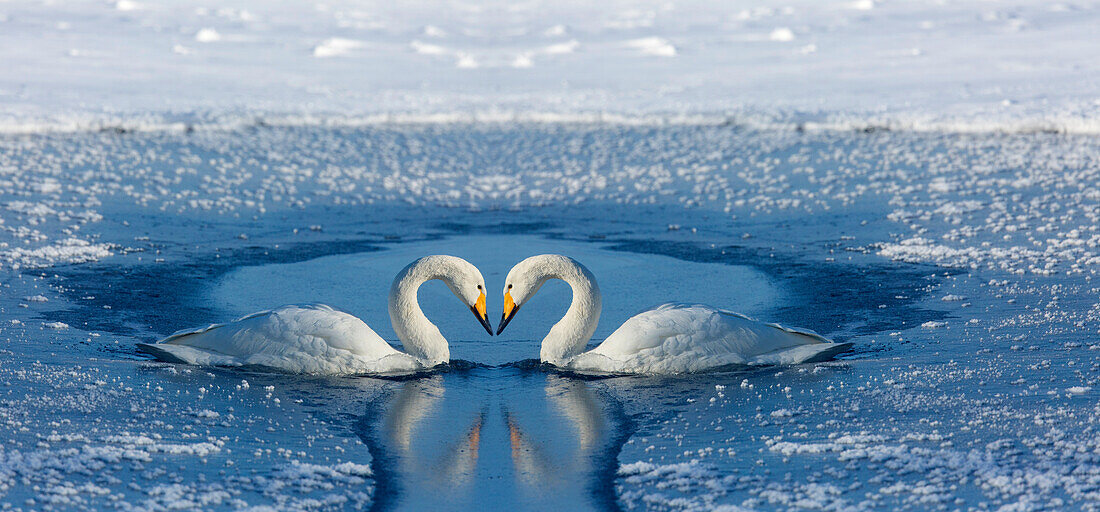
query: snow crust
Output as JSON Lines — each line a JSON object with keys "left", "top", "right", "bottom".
{"left": 0, "top": 0, "right": 1098, "bottom": 500}
{"left": 2, "top": 0, "right": 1100, "bottom": 133}
{"left": 4, "top": 125, "right": 1100, "bottom": 278}
{"left": 0, "top": 348, "right": 379, "bottom": 510}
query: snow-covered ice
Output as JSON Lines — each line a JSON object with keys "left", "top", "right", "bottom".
{"left": 2, "top": 0, "right": 1100, "bottom": 133}
{"left": 1, "top": 1, "right": 1100, "bottom": 510}
{"left": 0, "top": 125, "right": 1095, "bottom": 509}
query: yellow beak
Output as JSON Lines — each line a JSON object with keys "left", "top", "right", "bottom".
{"left": 470, "top": 291, "right": 493, "bottom": 335}
{"left": 496, "top": 291, "right": 519, "bottom": 335}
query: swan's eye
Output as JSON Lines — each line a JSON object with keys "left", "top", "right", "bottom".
{"left": 477, "top": 284, "right": 482, "bottom": 290}
{"left": 507, "top": 284, "right": 513, "bottom": 290}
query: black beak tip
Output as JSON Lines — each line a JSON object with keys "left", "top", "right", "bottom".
{"left": 473, "top": 307, "right": 494, "bottom": 336}
{"left": 496, "top": 310, "right": 516, "bottom": 336}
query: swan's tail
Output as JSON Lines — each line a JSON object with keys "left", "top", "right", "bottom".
{"left": 136, "top": 343, "right": 192, "bottom": 364}
{"left": 798, "top": 342, "right": 853, "bottom": 363}
{"left": 750, "top": 341, "right": 853, "bottom": 365}
{"left": 137, "top": 342, "right": 235, "bottom": 366}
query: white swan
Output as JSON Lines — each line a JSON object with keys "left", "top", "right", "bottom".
{"left": 496, "top": 254, "right": 851, "bottom": 374}
{"left": 137, "top": 255, "right": 493, "bottom": 375}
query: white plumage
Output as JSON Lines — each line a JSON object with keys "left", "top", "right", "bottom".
{"left": 570, "top": 303, "right": 851, "bottom": 373}
{"left": 138, "top": 255, "right": 492, "bottom": 375}
{"left": 139, "top": 304, "right": 421, "bottom": 374}
{"left": 498, "top": 255, "right": 851, "bottom": 374}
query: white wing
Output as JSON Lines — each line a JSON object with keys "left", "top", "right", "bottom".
{"left": 571, "top": 303, "right": 850, "bottom": 373}
{"left": 138, "top": 304, "right": 423, "bottom": 375}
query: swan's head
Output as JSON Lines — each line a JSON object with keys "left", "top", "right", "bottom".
{"left": 450, "top": 259, "right": 493, "bottom": 336}
{"left": 496, "top": 254, "right": 571, "bottom": 335}
{"left": 411, "top": 255, "right": 493, "bottom": 335}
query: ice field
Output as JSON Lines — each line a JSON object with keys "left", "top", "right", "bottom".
{"left": 3, "top": 0, "right": 1100, "bottom": 510}
{"left": 0, "top": 125, "right": 1097, "bottom": 510}
{"left": 3, "top": 0, "right": 1100, "bottom": 133}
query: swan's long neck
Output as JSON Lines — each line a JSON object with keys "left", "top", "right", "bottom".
{"left": 539, "top": 259, "right": 602, "bottom": 364}
{"left": 388, "top": 260, "right": 455, "bottom": 365}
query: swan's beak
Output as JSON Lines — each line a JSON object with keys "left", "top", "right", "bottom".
{"left": 471, "top": 291, "right": 493, "bottom": 335}
{"left": 496, "top": 291, "right": 519, "bottom": 335}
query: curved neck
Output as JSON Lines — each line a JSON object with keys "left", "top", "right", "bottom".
{"left": 388, "top": 260, "right": 456, "bottom": 365}
{"left": 538, "top": 259, "right": 602, "bottom": 364}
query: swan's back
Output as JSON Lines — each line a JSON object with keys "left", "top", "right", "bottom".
{"left": 140, "top": 304, "right": 420, "bottom": 374}
{"left": 576, "top": 303, "right": 848, "bottom": 373}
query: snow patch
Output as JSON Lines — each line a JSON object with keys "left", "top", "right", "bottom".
{"left": 313, "top": 38, "right": 364, "bottom": 58}
{"left": 1, "top": 238, "right": 113, "bottom": 269}
{"left": 194, "top": 28, "right": 221, "bottom": 43}
{"left": 625, "top": 37, "right": 676, "bottom": 57}
{"left": 422, "top": 25, "right": 446, "bottom": 38}
{"left": 543, "top": 40, "right": 580, "bottom": 55}
{"left": 769, "top": 28, "right": 795, "bottom": 42}
{"left": 410, "top": 40, "right": 448, "bottom": 56}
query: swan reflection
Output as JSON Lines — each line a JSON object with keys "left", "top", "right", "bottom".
{"left": 363, "top": 369, "right": 618, "bottom": 511}
{"left": 378, "top": 375, "right": 484, "bottom": 491}
{"left": 506, "top": 374, "right": 606, "bottom": 490}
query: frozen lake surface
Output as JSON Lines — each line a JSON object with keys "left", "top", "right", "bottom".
{"left": 1, "top": 125, "right": 1099, "bottom": 511}
{"left": 4, "top": 0, "right": 1100, "bottom": 133}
